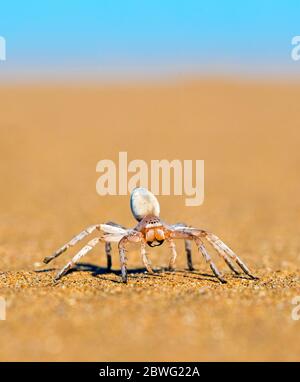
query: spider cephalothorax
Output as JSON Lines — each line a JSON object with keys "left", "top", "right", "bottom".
{"left": 135, "top": 215, "right": 165, "bottom": 247}
{"left": 44, "top": 187, "right": 257, "bottom": 284}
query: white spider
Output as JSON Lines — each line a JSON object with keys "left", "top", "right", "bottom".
{"left": 44, "top": 188, "right": 257, "bottom": 284}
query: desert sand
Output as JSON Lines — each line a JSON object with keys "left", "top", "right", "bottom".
{"left": 0, "top": 79, "right": 299, "bottom": 361}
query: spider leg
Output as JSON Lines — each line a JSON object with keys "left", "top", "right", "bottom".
{"left": 141, "top": 241, "right": 154, "bottom": 274}
{"left": 169, "top": 230, "right": 226, "bottom": 283}
{"left": 44, "top": 224, "right": 102, "bottom": 264}
{"left": 185, "top": 239, "right": 194, "bottom": 271}
{"left": 103, "top": 222, "right": 127, "bottom": 271}
{"left": 201, "top": 232, "right": 240, "bottom": 275}
{"left": 105, "top": 242, "right": 112, "bottom": 271}
{"left": 118, "top": 231, "right": 143, "bottom": 283}
{"left": 204, "top": 232, "right": 257, "bottom": 279}
{"left": 171, "top": 223, "right": 194, "bottom": 271}
{"left": 54, "top": 237, "right": 101, "bottom": 281}
{"left": 171, "top": 227, "right": 256, "bottom": 279}
{"left": 194, "top": 237, "right": 227, "bottom": 283}
{"left": 167, "top": 239, "right": 177, "bottom": 271}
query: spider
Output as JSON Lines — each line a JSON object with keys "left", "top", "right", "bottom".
{"left": 43, "top": 187, "right": 257, "bottom": 284}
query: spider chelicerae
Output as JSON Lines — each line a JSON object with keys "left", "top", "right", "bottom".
{"left": 44, "top": 188, "right": 257, "bottom": 284}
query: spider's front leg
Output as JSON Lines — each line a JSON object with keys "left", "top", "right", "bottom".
{"left": 167, "top": 239, "right": 194, "bottom": 271}
{"left": 55, "top": 237, "right": 102, "bottom": 281}
{"left": 44, "top": 224, "right": 102, "bottom": 264}
{"left": 167, "top": 239, "right": 177, "bottom": 271}
{"left": 203, "top": 231, "right": 257, "bottom": 279}
{"left": 47, "top": 221, "right": 129, "bottom": 281}
{"left": 103, "top": 222, "right": 128, "bottom": 271}
{"left": 141, "top": 241, "right": 154, "bottom": 274}
{"left": 105, "top": 242, "right": 112, "bottom": 271}
{"left": 118, "top": 231, "right": 143, "bottom": 283}
{"left": 170, "top": 227, "right": 257, "bottom": 281}
{"left": 170, "top": 224, "right": 195, "bottom": 271}
{"left": 169, "top": 230, "right": 226, "bottom": 283}
{"left": 185, "top": 239, "right": 194, "bottom": 271}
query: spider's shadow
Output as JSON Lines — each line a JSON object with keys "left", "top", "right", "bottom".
{"left": 67, "top": 263, "right": 218, "bottom": 280}
{"left": 175, "top": 269, "right": 254, "bottom": 281}
{"left": 37, "top": 263, "right": 254, "bottom": 284}
{"left": 77, "top": 263, "right": 151, "bottom": 277}
{"left": 37, "top": 263, "right": 223, "bottom": 284}
{"left": 36, "top": 263, "right": 164, "bottom": 283}
{"left": 70, "top": 263, "right": 167, "bottom": 283}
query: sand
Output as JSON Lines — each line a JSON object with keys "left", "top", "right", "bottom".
{"left": 0, "top": 79, "right": 299, "bottom": 361}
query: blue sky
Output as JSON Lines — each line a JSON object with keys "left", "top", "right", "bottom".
{"left": 0, "top": 0, "right": 300, "bottom": 81}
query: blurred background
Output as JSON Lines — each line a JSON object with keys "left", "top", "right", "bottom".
{"left": 1, "top": 0, "right": 300, "bottom": 81}
{"left": 0, "top": 0, "right": 300, "bottom": 362}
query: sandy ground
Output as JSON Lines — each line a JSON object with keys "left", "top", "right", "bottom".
{"left": 0, "top": 79, "right": 299, "bottom": 361}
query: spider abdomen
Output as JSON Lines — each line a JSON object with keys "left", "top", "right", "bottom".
{"left": 130, "top": 187, "right": 160, "bottom": 221}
